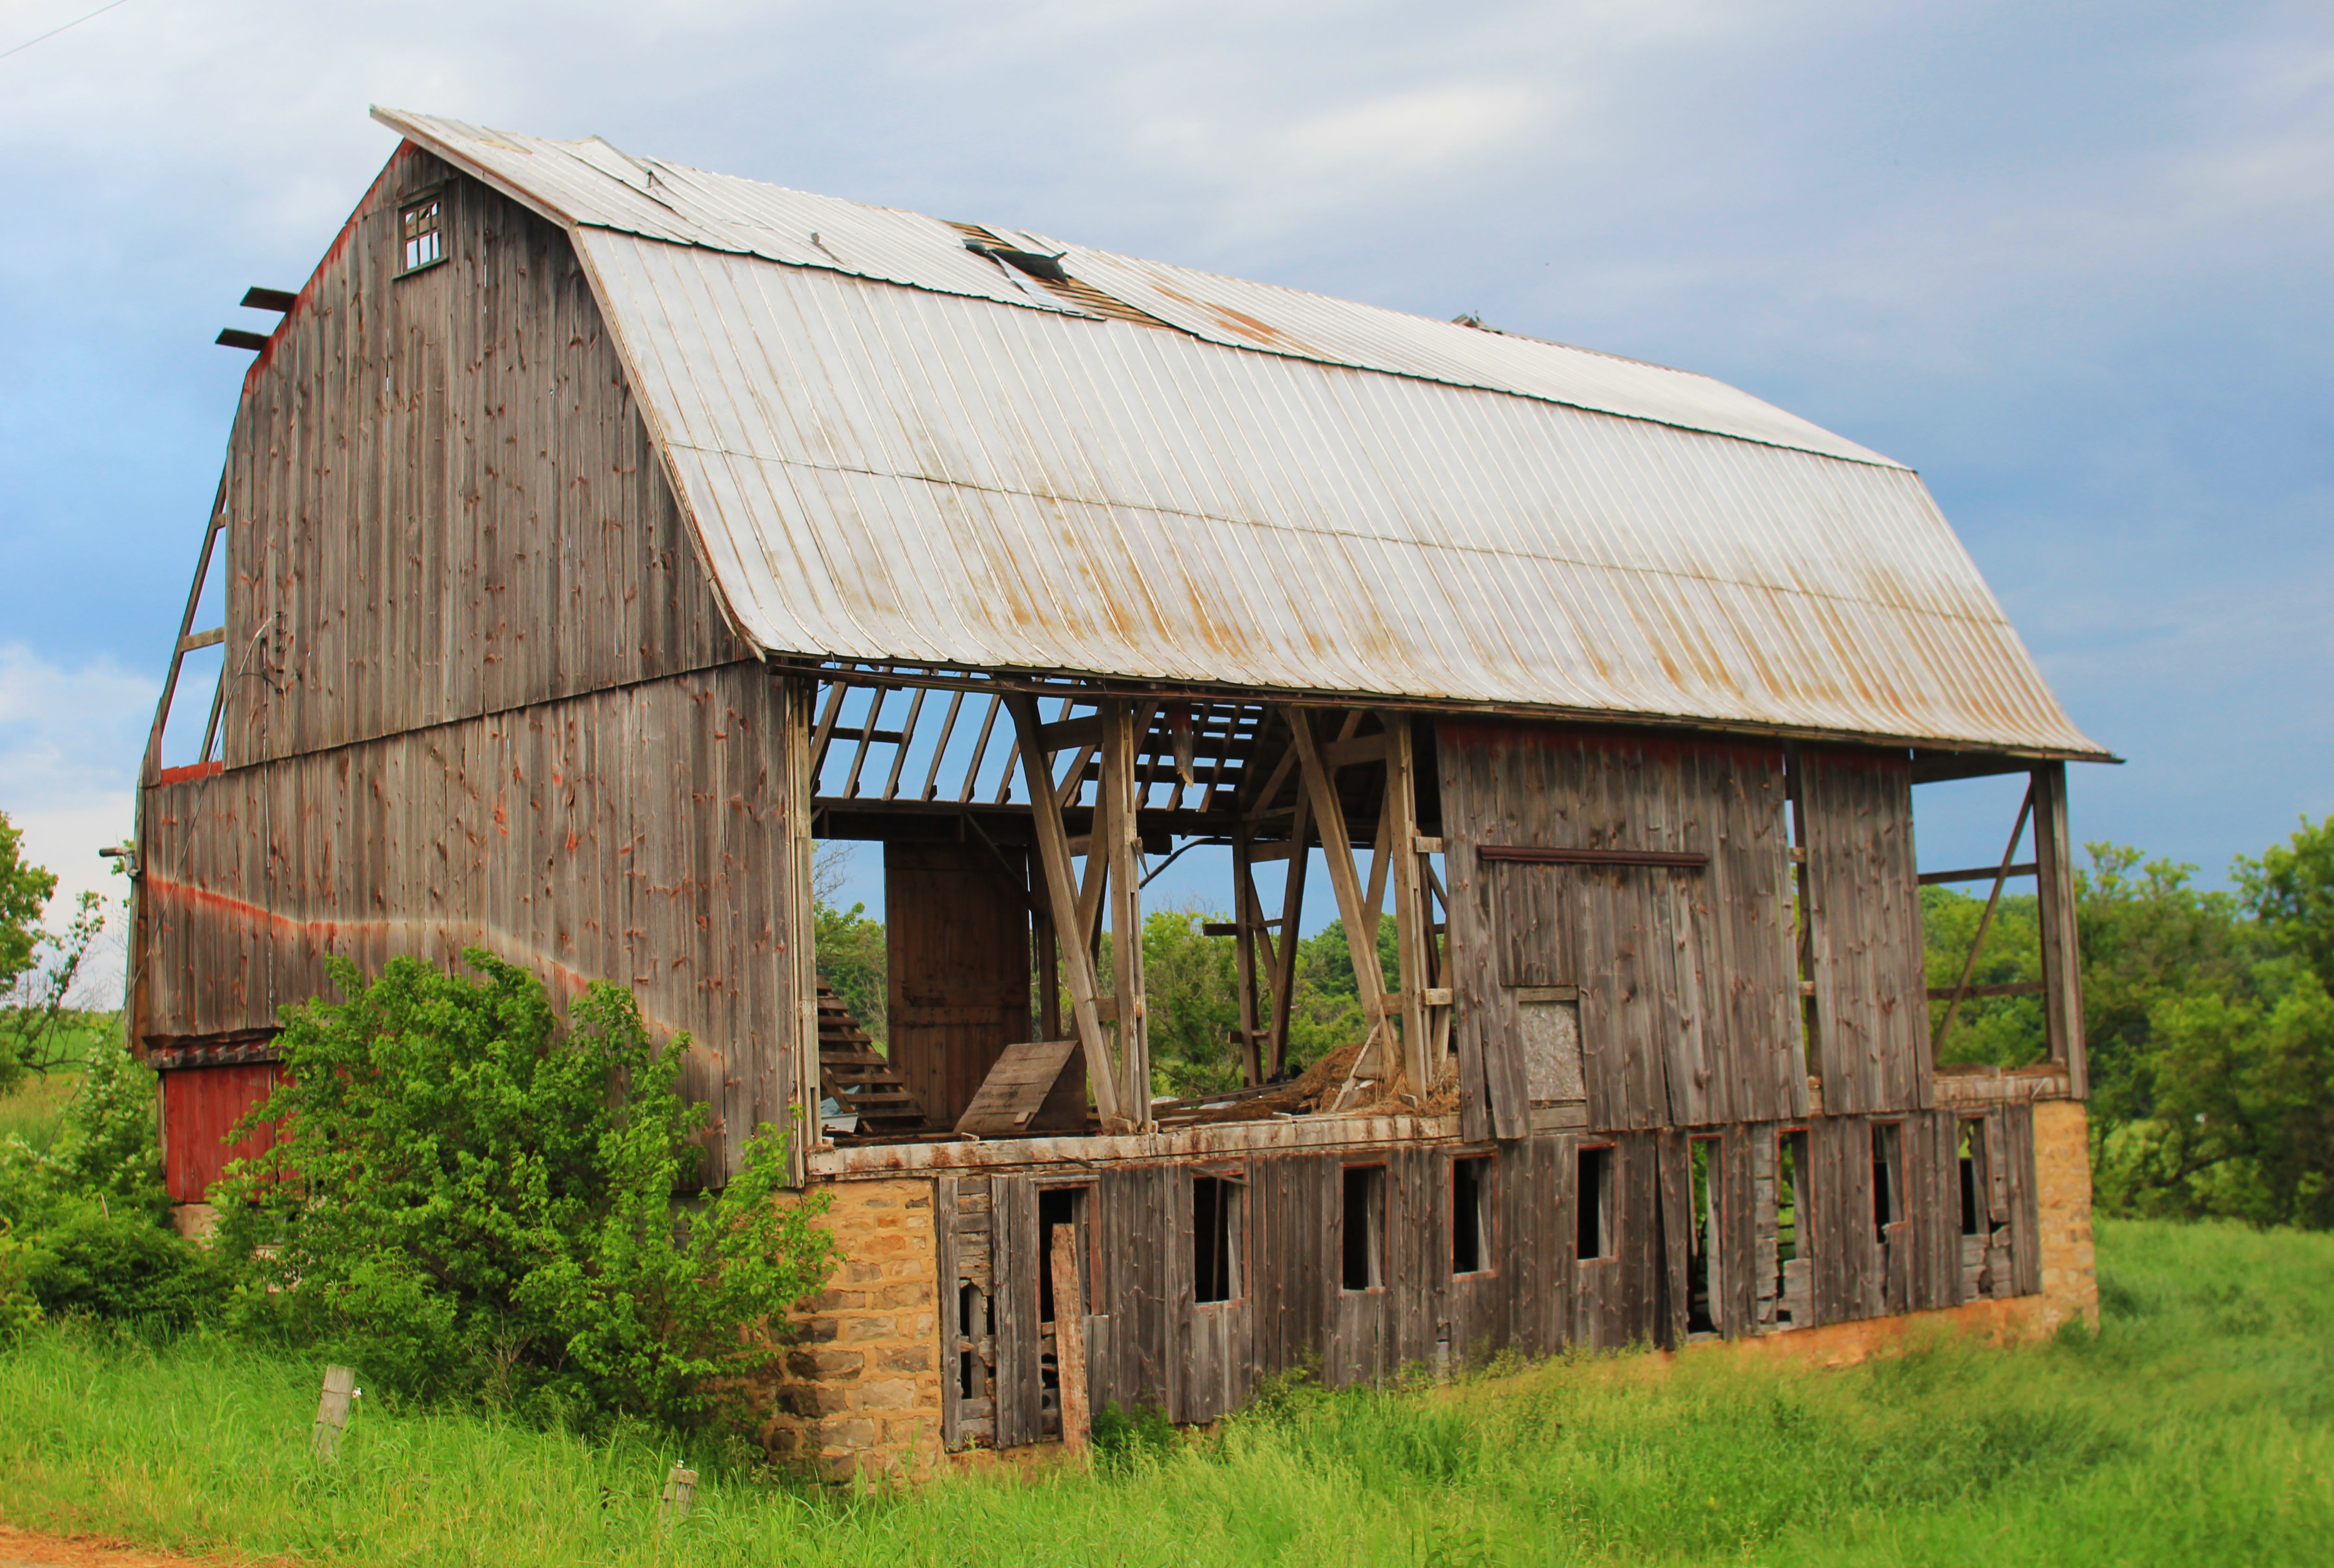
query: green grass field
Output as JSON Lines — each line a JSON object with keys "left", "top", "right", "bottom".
{"left": 2, "top": 1218, "right": 2328, "bottom": 1566}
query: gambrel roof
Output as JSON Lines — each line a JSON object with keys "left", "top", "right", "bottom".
{"left": 373, "top": 107, "right": 2106, "bottom": 758}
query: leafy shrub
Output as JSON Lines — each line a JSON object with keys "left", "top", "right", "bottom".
{"left": 1091, "top": 1400, "right": 1180, "bottom": 1469}
{"left": 212, "top": 949, "right": 836, "bottom": 1433}
{"left": 0, "top": 1217, "right": 45, "bottom": 1337}
{"left": 25, "top": 1203, "right": 224, "bottom": 1328}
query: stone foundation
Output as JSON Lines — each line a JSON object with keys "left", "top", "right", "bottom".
{"left": 761, "top": 1176, "right": 946, "bottom": 1480}
{"left": 2032, "top": 1097, "right": 2100, "bottom": 1331}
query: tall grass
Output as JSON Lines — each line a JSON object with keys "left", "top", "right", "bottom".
{"left": 3, "top": 1218, "right": 2329, "bottom": 1565}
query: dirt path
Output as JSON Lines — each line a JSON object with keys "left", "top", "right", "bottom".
{"left": 0, "top": 1524, "right": 240, "bottom": 1568}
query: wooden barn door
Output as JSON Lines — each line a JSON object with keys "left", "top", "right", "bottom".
{"left": 886, "top": 842, "right": 1032, "bottom": 1129}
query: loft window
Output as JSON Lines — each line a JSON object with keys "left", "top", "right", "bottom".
{"left": 398, "top": 193, "right": 444, "bottom": 275}
{"left": 1576, "top": 1145, "right": 1614, "bottom": 1261}
{"left": 1452, "top": 1154, "right": 1494, "bottom": 1275}
{"left": 1193, "top": 1174, "right": 1245, "bottom": 1304}
{"left": 1342, "top": 1164, "right": 1386, "bottom": 1291}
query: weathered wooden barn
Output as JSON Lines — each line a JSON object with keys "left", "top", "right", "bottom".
{"left": 136, "top": 108, "right": 2107, "bottom": 1472}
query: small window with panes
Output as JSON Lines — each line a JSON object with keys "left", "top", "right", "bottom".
{"left": 397, "top": 191, "right": 445, "bottom": 276}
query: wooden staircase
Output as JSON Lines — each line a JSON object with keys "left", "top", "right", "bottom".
{"left": 817, "top": 985, "right": 928, "bottom": 1137}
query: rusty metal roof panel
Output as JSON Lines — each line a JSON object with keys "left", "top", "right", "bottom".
{"left": 577, "top": 229, "right": 2103, "bottom": 755}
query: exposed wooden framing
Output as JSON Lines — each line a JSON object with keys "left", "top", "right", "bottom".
{"left": 1382, "top": 714, "right": 1432, "bottom": 1091}
{"left": 1266, "top": 786, "right": 1310, "bottom": 1079}
{"left": 2030, "top": 762, "right": 2088, "bottom": 1095}
{"left": 1286, "top": 708, "right": 1392, "bottom": 1066}
{"left": 1101, "top": 701, "right": 1151, "bottom": 1125}
{"left": 1233, "top": 824, "right": 1262, "bottom": 1087}
{"left": 1919, "top": 862, "right": 2038, "bottom": 886}
{"left": 1932, "top": 785, "right": 2034, "bottom": 1052}
{"left": 143, "top": 498, "right": 229, "bottom": 778}
{"left": 1007, "top": 694, "right": 1126, "bottom": 1131}
{"left": 1785, "top": 745, "right": 1821, "bottom": 1084}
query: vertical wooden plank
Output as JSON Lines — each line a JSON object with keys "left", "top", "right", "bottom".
{"left": 1101, "top": 701, "right": 1151, "bottom": 1121}
{"left": 1050, "top": 1224, "right": 1090, "bottom": 1450}
{"left": 991, "top": 1173, "right": 1042, "bottom": 1447}
{"left": 935, "top": 1178, "right": 963, "bottom": 1451}
{"left": 2004, "top": 1102, "right": 2043, "bottom": 1296}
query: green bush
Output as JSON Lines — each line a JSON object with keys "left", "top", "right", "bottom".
{"left": 212, "top": 948, "right": 837, "bottom": 1434}
{"left": 1091, "top": 1400, "right": 1181, "bottom": 1469}
{"left": 24, "top": 1203, "right": 224, "bottom": 1328}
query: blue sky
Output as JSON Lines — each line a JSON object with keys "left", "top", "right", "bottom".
{"left": 2, "top": 0, "right": 2328, "bottom": 968}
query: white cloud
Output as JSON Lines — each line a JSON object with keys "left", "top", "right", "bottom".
{"left": 0, "top": 645, "right": 152, "bottom": 998}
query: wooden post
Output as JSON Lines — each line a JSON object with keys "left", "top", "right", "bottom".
{"left": 2030, "top": 762, "right": 2088, "bottom": 1096}
{"left": 1034, "top": 847, "right": 1063, "bottom": 1043}
{"left": 1100, "top": 702, "right": 1150, "bottom": 1126}
{"left": 1050, "top": 1223, "right": 1089, "bottom": 1451}
{"left": 778, "top": 674, "right": 822, "bottom": 1180}
{"left": 1286, "top": 710, "right": 1389, "bottom": 1053}
{"left": 659, "top": 1462, "right": 700, "bottom": 1522}
{"left": 1382, "top": 714, "right": 1430, "bottom": 1091}
{"left": 311, "top": 1365, "right": 357, "bottom": 1459}
{"left": 1006, "top": 695, "right": 1125, "bottom": 1129}
{"left": 1267, "top": 788, "right": 1311, "bottom": 1079}
{"left": 1233, "top": 824, "right": 1262, "bottom": 1087}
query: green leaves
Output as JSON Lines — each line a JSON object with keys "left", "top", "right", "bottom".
{"left": 213, "top": 949, "right": 835, "bottom": 1433}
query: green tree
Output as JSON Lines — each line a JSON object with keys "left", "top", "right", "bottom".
{"left": 0, "top": 809, "right": 54, "bottom": 998}
{"left": 213, "top": 949, "right": 836, "bottom": 1432}
{"left": 1141, "top": 909, "right": 1241, "bottom": 1096}
{"left": 2239, "top": 815, "right": 2334, "bottom": 990}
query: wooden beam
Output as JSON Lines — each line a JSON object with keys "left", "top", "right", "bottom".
{"left": 1233, "top": 825, "right": 1262, "bottom": 1087}
{"left": 1383, "top": 715, "right": 1430, "bottom": 1090}
{"left": 1267, "top": 787, "right": 1311, "bottom": 1079}
{"left": 1006, "top": 694, "right": 1124, "bottom": 1129}
{"left": 2030, "top": 762, "right": 2088, "bottom": 1095}
{"left": 1287, "top": 708, "right": 1389, "bottom": 1049}
{"left": 1919, "top": 862, "right": 2039, "bottom": 886}
{"left": 1101, "top": 701, "right": 1150, "bottom": 1126}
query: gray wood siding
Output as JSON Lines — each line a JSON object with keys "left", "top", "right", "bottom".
{"left": 933, "top": 1103, "right": 2046, "bottom": 1446}
{"left": 213, "top": 143, "right": 746, "bottom": 771}
{"left": 1801, "top": 749, "right": 1933, "bottom": 1115}
{"left": 1439, "top": 722, "right": 1803, "bottom": 1136}
{"left": 140, "top": 661, "right": 797, "bottom": 1185}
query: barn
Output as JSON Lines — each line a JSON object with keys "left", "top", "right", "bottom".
{"left": 134, "top": 108, "right": 2107, "bottom": 1474}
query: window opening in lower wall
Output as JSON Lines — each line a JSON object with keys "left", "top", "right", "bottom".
{"left": 1687, "top": 1134, "right": 1722, "bottom": 1335}
{"left": 1775, "top": 1128, "right": 1810, "bottom": 1326}
{"left": 1576, "top": 1145, "right": 1614, "bottom": 1262}
{"left": 1958, "top": 1120, "right": 1984, "bottom": 1237}
{"left": 1872, "top": 1122, "right": 1904, "bottom": 1242}
{"left": 1193, "top": 1174, "right": 1245, "bottom": 1304}
{"left": 1452, "top": 1154, "right": 1494, "bottom": 1275}
{"left": 1342, "top": 1163, "right": 1387, "bottom": 1291}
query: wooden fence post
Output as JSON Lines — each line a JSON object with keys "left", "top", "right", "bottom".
{"left": 311, "top": 1365, "right": 357, "bottom": 1458}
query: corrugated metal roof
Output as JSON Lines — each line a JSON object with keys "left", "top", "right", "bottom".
{"left": 373, "top": 107, "right": 1893, "bottom": 467}
{"left": 370, "top": 108, "right": 2106, "bottom": 757}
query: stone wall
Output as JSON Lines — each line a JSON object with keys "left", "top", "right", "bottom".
{"left": 761, "top": 1176, "right": 946, "bottom": 1480}
{"left": 2032, "top": 1097, "right": 2100, "bottom": 1331}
